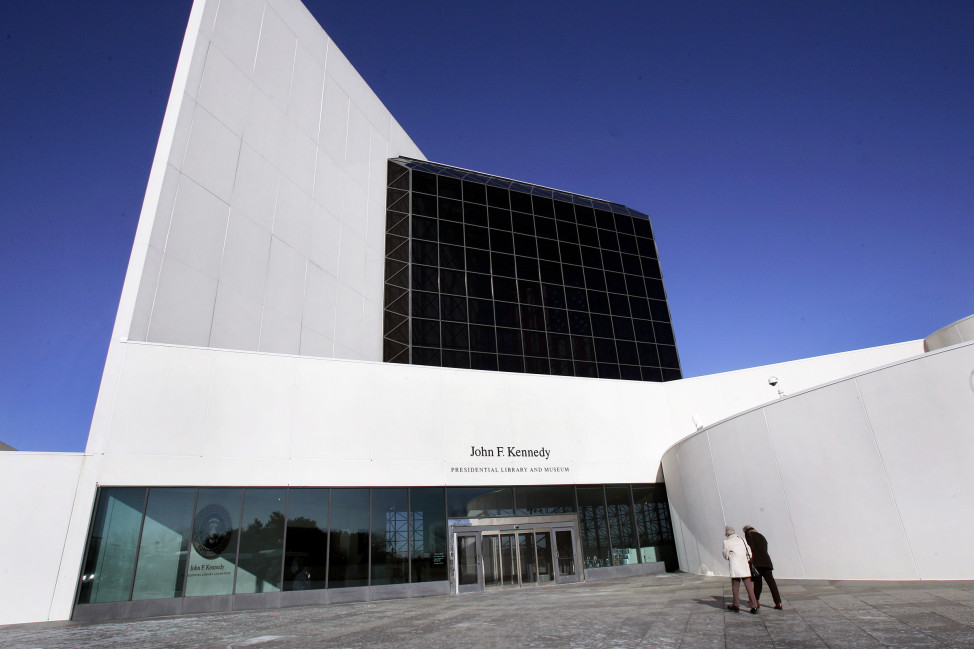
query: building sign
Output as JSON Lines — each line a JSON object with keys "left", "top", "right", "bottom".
{"left": 468, "top": 445, "right": 552, "bottom": 459}
{"left": 450, "top": 445, "right": 570, "bottom": 475}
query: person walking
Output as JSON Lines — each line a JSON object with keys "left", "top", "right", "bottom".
{"left": 722, "top": 526, "right": 758, "bottom": 613}
{"left": 743, "top": 525, "right": 783, "bottom": 610}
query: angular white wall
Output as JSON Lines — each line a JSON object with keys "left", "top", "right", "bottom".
{"left": 0, "top": 453, "right": 85, "bottom": 625}
{"left": 663, "top": 340, "right": 974, "bottom": 580}
{"left": 118, "top": 0, "right": 422, "bottom": 362}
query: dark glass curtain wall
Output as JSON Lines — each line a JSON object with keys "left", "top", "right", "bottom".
{"left": 383, "top": 157, "right": 683, "bottom": 382}
{"left": 77, "top": 483, "right": 676, "bottom": 605}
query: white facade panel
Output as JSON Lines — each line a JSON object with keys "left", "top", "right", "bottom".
{"left": 104, "top": 344, "right": 213, "bottom": 456}
{"left": 704, "top": 410, "right": 803, "bottom": 576}
{"left": 0, "top": 453, "right": 85, "bottom": 625}
{"left": 856, "top": 347, "right": 974, "bottom": 579}
{"left": 670, "top": 433, "right": 726, "bottom": 576}
{"left": 119, "top": 0, "right": 423, "bottom": 361}
{"left": 291, "top": 359, "right": 375, "bottom": 461}
{"left": 211, "top": 284, "right": 264, "bottom": 351}
{"left": 765, "top": 382, "right": 916, "bottom": 579}
{"left": 196, "top": 44, "right": 252, "bottom": 136}
{"left": 181, "top": 106, "right": 241, "bottom": 204}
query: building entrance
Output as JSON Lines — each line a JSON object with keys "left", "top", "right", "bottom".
{"left": 451, "top": 515, "right": 580, "bottom": 594}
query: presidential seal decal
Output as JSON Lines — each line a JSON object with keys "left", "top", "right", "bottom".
{"left": 192, "top": 504, "right": 233, "bottom": 559}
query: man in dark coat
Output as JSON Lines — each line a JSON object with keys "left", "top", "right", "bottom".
{"left": 743, "top": 525, "right": 782, "bottom": 609}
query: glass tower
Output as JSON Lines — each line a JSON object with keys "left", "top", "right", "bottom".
{"left": 383, "top": 158, "right": 681, "bottom": 382}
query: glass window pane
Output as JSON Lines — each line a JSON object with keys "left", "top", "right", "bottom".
{"left": 186, "top": 487, "right": 242, "bottom": 596}
{"left": 284, "top": 488, "right": 329, "bottom": 591}
{"left": 78, "top": 487, "right": 146, "bottom": 604}
{"left": 132, "top": 487, "right": 194, "bottom": 600}
{"left": 519, "top": 533, "right": 538, "bottom": 584}
{"left": 410, "top": 488, "right": 447, "bottom": 583}
{"left": 632, "top": 484, "right": 678, "bottom": 570}
{"left": 514, "top": 485, "right": 576, "bottom": 515}
{"left": 576, "top": 486, "right": 610, "bottom": 568}
{"left": 605, "top": 486, "right": 638, "bottom": 566}
{"left": 447, "top": 487, "right": 514, "bottom": 517}
{"left": 235, "top": 488, "right": 286, "bottom": 594}
{"left": 412, "top": 170, "right": 436, "bottom": 195}
{"left": 371, "top": 488, "right": 409, "bottom": 585}
{"left": 329, "top": 488, "right": 370, "bottom": 588}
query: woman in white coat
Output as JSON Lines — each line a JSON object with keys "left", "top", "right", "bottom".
{"left": 722, "top": 526, "right": 758, "bottom": 613}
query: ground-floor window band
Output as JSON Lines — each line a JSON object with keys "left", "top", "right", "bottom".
{"left": 76, "top": 484, "right": 676, "bottom": 606}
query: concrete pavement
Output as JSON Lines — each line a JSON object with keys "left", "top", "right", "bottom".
{"left": 4, "top": 574, "right": 974, "bottom": 648}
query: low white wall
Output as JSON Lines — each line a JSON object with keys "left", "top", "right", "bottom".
{"left": 0, "top": 453, "right": 85, "bottom": 625}
{"left": 662, "top": 340, "right": 974, "bottom": 580}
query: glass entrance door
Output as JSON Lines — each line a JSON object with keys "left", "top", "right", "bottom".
{"left": 453, "top": 522, "right": 580, "bottom": 592}
{"left": 554, "top": 528, "right": 579, "bottom": 584}
{"left": 456, "top": 533, "right": 482, "bottom": 594}
{"left": 480, "top": 529, "right": 558, "bottom": 588}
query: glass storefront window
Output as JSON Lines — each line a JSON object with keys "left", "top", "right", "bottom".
{"left": 514, "top": 485, "right": 575, "bottom": 515}
{"left": 185, "top": 488, "right": 242, "bottom": 597}
{"left": 632, "top": 484, "right": 678, "bottom": 570}
{"left": 410, "top": 487, "right": 447, "bottom": 582}
{"left": 329, "top": 489, "right": 370, "bottom": 588}
{"left": 77, "top": 487, "right": 146, "bottom": 604}
{"left": 77, "top": 482, "right": 677, "bottom": 607}
{"left": 604, "top": 486, "right": 638, "bottom": 566}
{"left": 283, "top": 488, "right": 329, "bottom": 591}
{"left": 370, "top": 488, "right": 409, "bottom": 585}
{"left": 576, "top": 486, "right": 610, "bottom": 568}
{"left": 234, "top": 488, "right": 286, "bottom": 594}
{"left": 446, "top": 486, "right": 513, "bottom": 517}
{"left": 132, "top": 488, "right": 194, "bottom": 600}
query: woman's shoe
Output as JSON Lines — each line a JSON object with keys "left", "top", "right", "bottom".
{"left": 749, "top": 607, "right": 759, "bottom": 614}
{"left": 726, "top": 604, "right": 740, "bottom": 612}
{"left": 773, "top": 604, "right": 783, "bottom": 610}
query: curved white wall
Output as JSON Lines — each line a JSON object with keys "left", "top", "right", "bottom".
{"left": 662, "top": 340, "right": 974, "bottom": 580}
{"left": 925, "top": 314, "right": 974, "bottom": 351}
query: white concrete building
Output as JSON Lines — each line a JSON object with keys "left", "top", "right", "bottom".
{"left": 1, "top": 0, "right": 970, "bottom": 627}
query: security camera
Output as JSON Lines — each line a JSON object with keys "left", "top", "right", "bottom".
{"left": 768, "top": 376, "right": 778, "bottom": 387}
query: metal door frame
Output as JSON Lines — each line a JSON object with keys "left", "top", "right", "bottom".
{"left": 449, "top": 514, "right": 581, "bottom": 593}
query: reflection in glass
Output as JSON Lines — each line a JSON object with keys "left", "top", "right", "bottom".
{"left": 457, "top": 536, "right": 478, "bottom": 586}
{"left": 605, "top": 486, "right": 638, "bottom": 566}
{"left": 483, "top": 534, "right": 501, "bottom": 587}
{"left": 283, "top": 488, "right": 329, "bottom": 591}
{"left": 235, "top": 488, "right": 286, "bottom": 594}
{"left": 632, "top": 484, "right": 678, "bottom": 571}
{"left": 577, "top": 486, "right": 610, "bottom": 568}
{"left": 186, "top": 488, "right": 242, "bottom": 597}
{"left": 535, "top": 532, "right": 553, "bottom": 582}
{"left": 371, "top": 488, "right": 408, "bottom": 585}
{"left": 329, "top": 489, "right": 370, "bottom": 588}
{"left": 514, "top": 485, "right": 575, "bottom": 515}
{"left": 518, "top": 533, "right": 537, "bottom": 584}
{"left": 555, "top": 530, "right": 575, "bottom": 576}
{"left": 132, "top": 488, "right": 193, "bottom": 600}
{"left": 446, "top": 487, "right": 514, "bottom": 517}
{"left": 501, "top": 534, "right": 517, "bottom": 586}
{"left": 78, "top": 487, "right": 146, "bottom": 603}
{"left": 410, "top": 488, "right": 447, "bottom": 582}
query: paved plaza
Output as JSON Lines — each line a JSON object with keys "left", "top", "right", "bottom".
{"left": 5, "top": 574, "right": 974, "bottom": 649}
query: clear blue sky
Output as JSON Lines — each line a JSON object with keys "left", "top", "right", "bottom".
{"left": 2, "top": 1, "right": 972, "bottom": 452}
